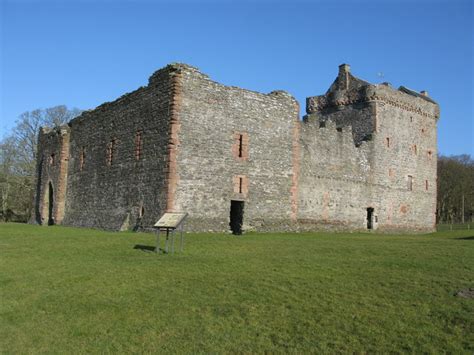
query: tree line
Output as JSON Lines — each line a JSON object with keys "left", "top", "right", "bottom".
{"left": 0, "top": 106, "right": 473, "bottom": 224}
{"left": 437, "top": 154, "right": 474, "bottom": 224}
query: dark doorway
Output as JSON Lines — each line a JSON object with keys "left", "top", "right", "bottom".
{"left": 367, "top": 207, "right": 374, "bottom": 230}
{"left": 230, "top": 200, "right": 244, "bottom": 235}
{"left": 48, "top": 182, "right": 54, "bottom": 225}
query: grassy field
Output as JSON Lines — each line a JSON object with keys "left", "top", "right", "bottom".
{"left": 437, "top": 223, "right": 473, "bottom": 231}
{"left": 1, "top": 223, "right": 473, "bottom": 353}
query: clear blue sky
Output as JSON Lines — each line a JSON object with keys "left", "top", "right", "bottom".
{"left": 1, "top": 0, "right": 473, "bottom": 156}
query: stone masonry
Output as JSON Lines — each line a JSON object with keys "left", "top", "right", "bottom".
{"left": 32, "top": 63, "right": 440, "bottom": 233}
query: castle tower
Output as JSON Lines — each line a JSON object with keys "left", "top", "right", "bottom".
{"left": 298, "top": 64, "right": 439, "bottom": 232}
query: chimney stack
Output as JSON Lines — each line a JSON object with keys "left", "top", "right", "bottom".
{"left": 338, "top": 64, "right": 351, "bottom": 90}
{"left": 339, "top": 63, "right": 351, "bottom": 74}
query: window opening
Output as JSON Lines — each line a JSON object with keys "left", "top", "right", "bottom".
{"left": 407, "top": 175, "right": 413, "bottom": 191}
{"left": 238, "top": 134, "right": 243, "bottom": 158}
{"left": 80, "top": 147, "right": 85, "bottom": 171}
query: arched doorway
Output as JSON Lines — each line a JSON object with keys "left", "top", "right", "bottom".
{"left": 48, "top": 182, "right": 54, "bottom": 225}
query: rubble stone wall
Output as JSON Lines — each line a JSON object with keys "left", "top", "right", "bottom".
{"left": 52, "top": 66, "right": 176, "bottom": 230}
{"left": 32, "top": 63, "right": 438, "bottom": 233}
{"left": 300, "top": 71, "right": 439, "bottom": 232}
{"left": 172, "top": 66, "right": 300, "bottom": 232}
{"left": 34, "top": 126, "right": 70, "bottom": 225}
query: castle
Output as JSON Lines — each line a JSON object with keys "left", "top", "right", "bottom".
{"left": 32, "top": 63, "right": 439, "bottom": 233}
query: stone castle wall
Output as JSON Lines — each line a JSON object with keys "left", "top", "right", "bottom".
{"left": 33, "top": 126, "right": 70, "bottom": 225}
{"left": 300, "top": 66, "right": 438, "bottom": 232}
{"left": 170, "top": 65, "right": 300, "bottom": 231}
{"left": 32, "top": 63, "right": 439, "bottom": 233}
{"left": 370, "top": 85, "right": 438, "bottom": 232}
{"left": 35, "top": 65, "right": 183, "bottom": 230}
{"left": 297, "top": 118, "right": 375, "bottom": 230}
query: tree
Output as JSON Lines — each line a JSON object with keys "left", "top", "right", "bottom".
{"left": 0, "top": 105, "right": 82, "bottom": 221}
{"left": 0, "top": 137, "right": 17, "bottom": 220}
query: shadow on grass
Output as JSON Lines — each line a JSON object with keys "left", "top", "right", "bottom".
{"left": 133, "top": 244, "right": 157, "bottom": 252}
{"left": 453, "top": 236, "right": 474, "bottom": 240}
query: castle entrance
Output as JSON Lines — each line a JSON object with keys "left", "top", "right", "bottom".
{"left": 230, "top": 200, "right": 244, "bottom": 235}
{"left": 366, "top": 207, "right": 374, "bottom": 229}
{"left": 48, "top": 182, "right": 54, "bottom": 225}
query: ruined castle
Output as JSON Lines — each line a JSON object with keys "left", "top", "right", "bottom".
{"left": 32, "top": 63, "right": 439, "bottom": 233}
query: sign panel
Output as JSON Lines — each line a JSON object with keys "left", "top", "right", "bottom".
{"left": 154, "top": 212, "right": 188, "bottom": 229}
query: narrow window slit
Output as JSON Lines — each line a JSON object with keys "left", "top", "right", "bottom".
{"left": 107, "top": 138, "right": 116, "bottom": 166}
{"left": 238, "top": 134, "right": 243, "bottom": 158}
{"left": 135, "top": 130, "right": 143, "bottom": 160}
{"left": 80, "top": 147, "right": 85, "bottom": 171}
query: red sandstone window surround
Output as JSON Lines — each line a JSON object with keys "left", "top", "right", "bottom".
{"left": 233, "top": 175, "right": 248, "bottom": 196}
{"left": 135, "top": 130, "right": 143, "bottom": 160}
{"left": 106, "top": 138, "right": 117, "bottom": 166}
{"left": 232, "top": 132, "right": 249, "bottom": 160}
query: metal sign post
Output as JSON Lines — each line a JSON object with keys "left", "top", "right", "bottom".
{"left": 153, "top": 212, "right": 188, "bottom": 255}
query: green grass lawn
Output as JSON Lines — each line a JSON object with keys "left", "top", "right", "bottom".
{"left": 1, "top": 223, "right": 473, "bottom": 353}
